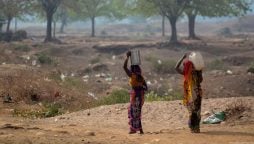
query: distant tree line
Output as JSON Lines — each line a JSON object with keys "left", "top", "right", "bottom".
{"left": 0, "top": 0, "right": 252, "bottom": 43}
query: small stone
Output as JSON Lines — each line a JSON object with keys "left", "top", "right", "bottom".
{"left": 226, "top": 70, "right": 233, "bottom": 75}
{"left": 69, "top": 124, "right": 76, "bottom": 126}
{"left": 85, "top": 131, "right": 95, "bottom": 136}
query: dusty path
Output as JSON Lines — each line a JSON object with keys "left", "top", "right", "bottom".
{"left": 0, "top": 97, "right": 254, "bottom": 144}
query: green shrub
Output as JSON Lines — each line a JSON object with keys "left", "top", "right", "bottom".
{"left": 247, "top": 63, "right": 254, "bottom": 73}
{"left": 38, "top": 53, "right": 53, "bottom": 64}
{"left": 14, "top": 44, "right": 31, "bottom": 52}
{"left": 96, "top": 89, "right": 129, "bottom": 106}
{"left": 207, "top": 59, "right": 226, "bottom": 70}
{"left": 44, "top": 103, "right": 63, "bottom": 117}
{"left": 12, "top": 30, "right": 27, "bottom": 41}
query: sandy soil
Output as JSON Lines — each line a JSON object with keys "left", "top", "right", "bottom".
{"left": 0, "top": 97, "right": 253, "bottom": 144}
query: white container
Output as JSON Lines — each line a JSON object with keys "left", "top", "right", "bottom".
{"left": 131, "top": 50, "right": 141, "bottom": 65}
{"left": 188, "top": 51, "right": 205, "bottom": 70}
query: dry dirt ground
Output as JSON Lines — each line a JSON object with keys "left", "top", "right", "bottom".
{"left": 0, "top": 97, "right": 254, "bottom": 144}
{"left": 0, "top": 34, "right": 254, "bottom": 144}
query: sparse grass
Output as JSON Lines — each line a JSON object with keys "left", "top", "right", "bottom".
{"left": 145, "top": 55, "right": 176, "bottom": 74}
{"left": 14, "top": 44, "right": 31, "bottom": 52}
{"left": 153, "top": 60, "right": 176, "bottom": 74}
{"left": 63, "top": 77, "right": 84, "bottom": 89}
{"left": 13, "top": 103, "right": 63, "bottom": 118}
{"left": 207, "top": 59, "right": 227, "bottom": 70}
{"left": 95, "top": 89, "right": 129, "bottom": 106}
{"left": 93, "top": 88, "right": 183, "bottom": 107}
{"left": 90, "top": 57, "right": 100, "bottom": 64}
{"left": 145, "top": 90, "right": 182, "bottom": 102}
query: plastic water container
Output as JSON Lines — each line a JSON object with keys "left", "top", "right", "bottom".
{"left": 188, "top": 51, "right": 205, "bottom": 70}
{"left": 131, "top": 50, "right": 141, "bottom": 65}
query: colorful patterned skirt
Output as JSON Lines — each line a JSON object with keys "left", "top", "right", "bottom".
{"left": 128, "top": 89, "right": 144, "bottom": 132}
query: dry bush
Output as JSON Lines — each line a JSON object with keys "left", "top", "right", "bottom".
{"left": 224, "top": 100, "right": 251, "bottom": 121}
{"left": 0, "top": 68, "right": 58, "bottom": 104}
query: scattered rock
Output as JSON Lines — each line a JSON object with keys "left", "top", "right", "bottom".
{"left": 226, "top": 70, "right": 233, "bottom": 75}
{"left": 60, "top": 73, "right": 66, "bottom": 81}
{"left": 85, "top": 131, "right": 95, "bottom": 136}
{"left": 3, "top": 94, "right": 12, "bottom": 103}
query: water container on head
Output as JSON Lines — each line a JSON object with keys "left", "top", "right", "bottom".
{"left": 188, "top": 51, "right": 205, "bottom": 70}
{"left": 131, "top": 50, "right": 141, "bottom": 65}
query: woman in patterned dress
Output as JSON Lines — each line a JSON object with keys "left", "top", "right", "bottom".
{"left": 175, "top": 53, "right": 203, "bottom": 133}
{"left": 123, "top": 51, "right": 148, "bottom": 134}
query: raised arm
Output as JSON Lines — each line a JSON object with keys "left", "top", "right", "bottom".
{"left": 175, "top": 54, "right": 187, "bottom": 75}
{"left": 123, "top": 51, "right": 131, "bottom": 77}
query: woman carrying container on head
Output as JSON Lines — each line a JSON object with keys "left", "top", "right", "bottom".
{"left": 175, "top": 52, "right": 204, "bottom": 133}
{"left": 123, "top": 51, "right": 148, "bottom": 134}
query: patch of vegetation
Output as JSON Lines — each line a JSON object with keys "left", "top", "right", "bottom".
{"left": 90, "top": 57, "right": 100, "bottom": 64}
{"left": 44, "top": 103, "right": 63, "bottom": 117}
{"left": 93, "top": 88, "right": 183, "bottom": 107}
{"left": 153, "top": 60, "right": 176, "bottom": 74}
{"left": 146, "top": 55, "right": 176, "bottom": 74}
{"left": 14, "top": 44, "right": 31, "bottom": 52}
{"left": 63, "top": 77, "right": 84, "bottom": 89}
{"left": 37, "top": 53, "right": 53, "bottom": 65}
{"left": 145, "top": 90, "right": 182, "bottom": 102}
{"left": 207, "top": 59, "right": 227, "bottom": 70}
{"left": 12, "top": 30, "right": 27, "bottom": 41}
{"left": 95, "top": 89, "right": 129, "bottom": 106}
{"left": 0, "top": 30, "right": 27, "bottom": 42}
{"left": 13, "top": 103, "right": 63, "bottom": 118}
{"left": 247, "top": 62, "right": 254, "bottom": 73}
